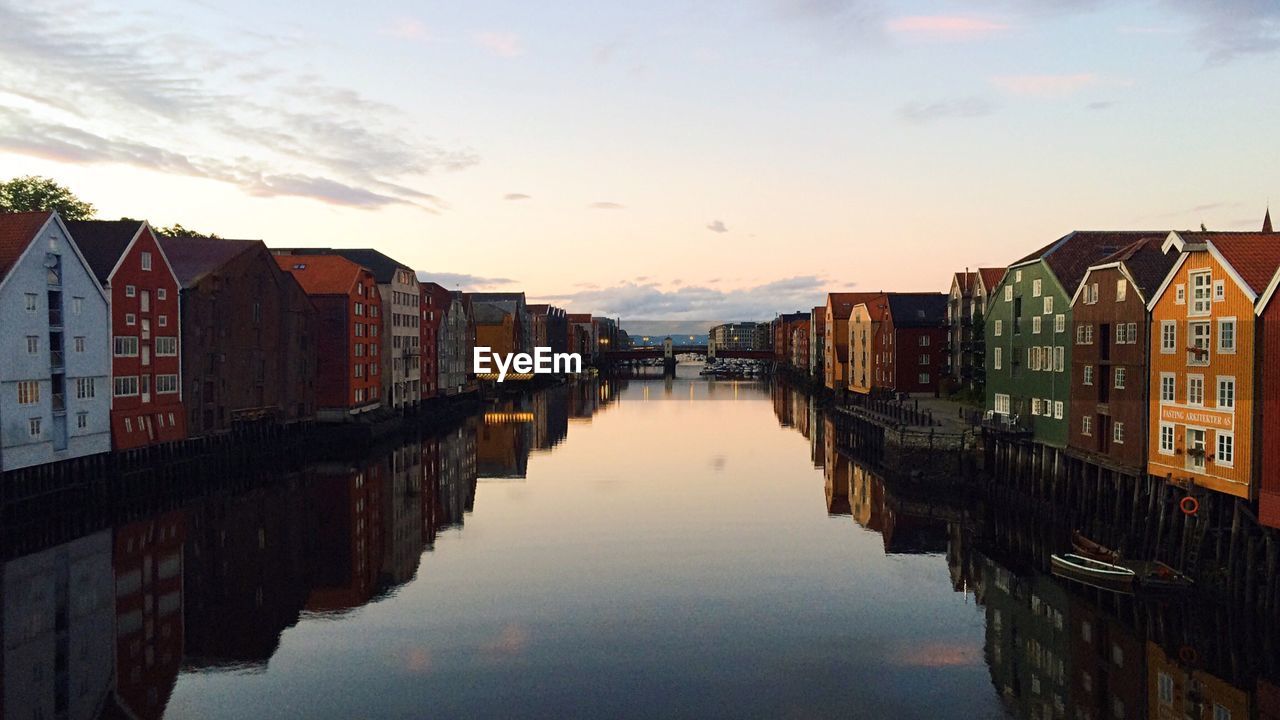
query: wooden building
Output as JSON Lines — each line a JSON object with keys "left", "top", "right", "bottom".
{"left": 67, "top": 220, "right": 187, "bottom": 449}
{"left": 848, "top": 295, "right": 888, "bottom": 395}
{"left": 275, "top": 254, "right": 383, "bottom": 420}
{"left": 946, "top": 268, "right": 1004, "bottom": 392}
{"left": 986, "top": 231, "right": 1158, "bottom": 448}
{"left": 884, "top": 293, "right": 948, "bottom": 394}
{"left": 824, "top": 292, "right": 881, "bottom": 392}
{"left": 474, "top": 303, "right": 517, "bottom": 358}
{"left": 1146, "top": 230, "right": 1280, "bottom": 500}
{"left": 1066, "top": 235, "right": 1176, "bottom": 474}
{"left": 160, "top": 237, "right": 316, "bottom": 436}
{"left": 809, "top": 306, "right": 825, "bottom": 379}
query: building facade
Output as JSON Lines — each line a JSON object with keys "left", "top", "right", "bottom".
{"left": 161, "top": 237, "right": 316, "bottom": 436}
{"left": 986, "top": 232, "right": 1153, "bottom": 447}
{"left": 947, "top": 268, "right": 1004, "bottom": 392}
{"left": 0, "top": 212, "right": 111, "bottom": 471}
{"left": 275, "top": 254, "right": 382, "bottom": 419}
{"left": 848, "top": 297, "right": 888, "bottom": 395}
{"left": 469, "top": 292, "right": 531, "bottom": 354}
{"left": 1147, "top": 231, "right": 1280, "bottom": 500}
{"left": 809, "top": 306, "right": 826, "bottom": 379}
{"left": 474, "top": 304, "right": 516, "bottom": 359}
{"left": 67, "top": 220, "right": 187, "bottom": 450}
{"left": 1067, "top": 236, "right": 1175, "bottom": 473}
{"left": 824, "top": 293, "right": 882, "bottom": 392}
{"left": 885, "top": 293, "right": 948, "bottom": 394}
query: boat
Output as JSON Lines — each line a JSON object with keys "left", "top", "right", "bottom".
{"left": 1050, "top": 553, "right": 1136, "bottom": 593}
{"left": 1071, "top": 530, "right": 1121, "bottom": 563}
{"left": 1051, "top": 552, "right": 1194, "bottom": 594}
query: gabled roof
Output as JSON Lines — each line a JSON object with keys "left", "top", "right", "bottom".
{"left": 1106, "top": 236, "right": 1180, "bottom": 301}
{"left": 63, "top": 220, "right": 141, "bottom": 285}
{"left": 0, "top": 211, "right": 54, "bottom": 281}
{"left": 885, "top": 293, "right": 947, "bottom": 327}
{"left": 952, "top": 271, "right": 979, "bottom": 297}
{"left": 1012, "top": 231, "right": 1165, "bottom": 295}
{"left": 978, "top": 267, "right": 1005, "bottom": 293}
{"left": 473, "top": 303, "right": 512, "bottom": 324}
{"left": 852, "top": 295, "right": 889, "bottom": 322}
{"left": 276, "top": 248, "right": 411, "bottom": 284}
{"left": 1153, "top": 230, "right": 1280, "bottom": 310}
{"left": 827, "top": 292, "right": 883, "bottom": 320}
{"left": 159, "top": 236, "right": 262, "bottom": 288}
{"left": 274, "top": 254, "right": 364, "bottom": 295}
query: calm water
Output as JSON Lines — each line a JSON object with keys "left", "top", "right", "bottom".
{"left": 3, "top": 366, "right": 1274, "bottom": 719}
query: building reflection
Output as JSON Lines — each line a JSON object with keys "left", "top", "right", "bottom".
{"left": 113, "top": 511, "right": 185, "bottom": 719}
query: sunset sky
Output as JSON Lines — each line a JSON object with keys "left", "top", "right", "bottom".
{"left": 2, "top": 0, "right": 1279, "bottom": 321}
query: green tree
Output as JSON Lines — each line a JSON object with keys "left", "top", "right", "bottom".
{"left": 0, "top": 176, "right": 96, "bottom": 220}
{"left": 154, "top": 223, "right": 218, "bottom": 239}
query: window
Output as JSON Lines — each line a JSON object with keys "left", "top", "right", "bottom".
{"left": 1188, "top": 375, "right": 1204, "bottom": 406}
{"left": 1030, "top": 346, "right": 1042, "bottom": 371}
{"left": 141, "top": 251, "right": 152, "bottom": 270}
{"left": 355, "top": 363, "right": 363, "bottom": 378}
{"left": 993, "top": 347, "right": 1002, "bottom": 370}
{"left": 1160, "top": 321, "right": 1175, "bottom": 353}
{"left": 1082, "top": 416, "right": 1092, "bottom": 435}
{"left": 17, "top": 380, "right": 39, "bottom": 405}
{"left": 73, "top": 296, "right": 82, "bottom": 315}
{"left": 1114, "top": 421, "right": 1125, "bottom": 444}
{"left": 1161, "top": 373, "right": 1175, "bottom": 402}
{"left": 1055, "top": 314, "right": 1065, "bottom": 333}
{"left": 918, "top": 373, "right": 930, "bottom": 384}
{"left": 156, "top": 374, "right": 178, "bottom": 394}
{"left": 77, "top": 412, "right": 88, "bottom": 429}
{"left": 28, "top": 418, "right": 41, "bottom": 438}
{"left": 74, "top": 336, "right": 85, "bottom": 353}
{"left": 114, "top": 376, "right": 140, "bottom": 396}
{"left": 919, "top": 336, "right": 930, "bottom": 346}
{"left": 1160, "top": 424, "right": 1176, "bottom": 454}
{"left": 1217, "top": 432, "right": 1234, "bottom": 466}
{"left": 155, "top": 337, "right": 177, "bottom": 356}
{"left": 1033, "top": 316, "right": 1042, "bottom": 334}
{"left": 1084, "top": 365, "right": 1094, "bottom": 385}
{"left": 158, "top": 315, "right": 167, "bottom": 327}
{"left": 1214, "top": 704, "right": 1232, "bottom": 720}
{"left": 918, "top": 354, "right": 929, "bottom": 365}
{"left": 1114, "top": 367, "right": 1126, "bottom": 389}
{"left": 1191, "top": 271, "right": 1212, "bottom": 315}
{"left": 1016, "top": 270, "right": 1023, "bottom": 282}
{"left": 76, "top": 378, "right": 95, "bottom": 399}
{"left": 1004, "top": 286, "right": 1013, "bottom": 302}
{"left": 1175, "top": 284, "right": 1186, "bottom": 304}
{"left": 1043, "top": 296, "right": 1053, "bottom": 314}
{"left": 1158, "top": 672, "right": 1174, "bottom": 706}
{"left": 1032, "top": 398, "right": 1042, "bottom": 415}
{"left": 1116, "top": 279, "right": 1127, "bottom": 302}
{"left": 125, "top": 313, "right": 136, "bottom": 326}
{"left": 157, "top": 288, "right": 166, "bottom": 300}
{"left": 1054, "top": 346, "right": 1064, "bottom": 372}
{"left": 1213, "top": 280, "right": 1225, "bottom": 301}
{"left": 1219, "top": 318, "right": 1236, "bottom": 353}
{"left": 1189, "top": 321, "right": 1211, "bottom": 365}
{"left": 125, "top": 284, "right": 136, "bottom": 297}
{"left": 994, "top": 320, "right": 1002, "bottom": 336}
{"left": 114, "top": 336, "right": 139, "bottom": 357}
{"left": 1033, "top": 278, "right": 1042, "bottom": 296}
{"left": 26, "top": 336, "right": 38, "bottom": 354}
{"left": 1218, "top": 377, "right": 1235, "bottom": 409}
{"left": 1054, "top": 401, "right": 1063, "bottom": 419}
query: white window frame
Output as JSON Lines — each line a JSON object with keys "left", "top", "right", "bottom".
{"left": 1159, "top": 423, "right": 1176, "bottom": 455}
{"left": 1216, "top": 431, "right": 1235, "bottom": 467}
{"left": 1187, "top": 374, "right": 1204, "bottom": 407}
{"left": 1161, "top": 320, "right": 1176, "bottom": 354}
{"left": 1160, "top": 373, "right": 1175, "bottom": 402}
{"left": 1218, "top": 317, "right": 1236, "bottom": 354}
{"left": 1217, "top": 376, "right": 1235, "bottom": 410}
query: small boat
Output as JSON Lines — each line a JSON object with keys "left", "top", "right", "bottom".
{"left": 1050, "top": 553, "right": 1136, "bottom": 593}
{"left": 1071, "top": 530, "right": 1120, "bottom": 563}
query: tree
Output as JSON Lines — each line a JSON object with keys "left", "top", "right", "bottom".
{"left": 0, "top": 176, "right": 96, "bottom": 220}
{"left": 154, "top": 223, "right": 219, "bottom": 239}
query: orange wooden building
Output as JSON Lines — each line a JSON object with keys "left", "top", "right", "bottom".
{"left": 1146, "top": 231, "right": 1280, "bottom": 500}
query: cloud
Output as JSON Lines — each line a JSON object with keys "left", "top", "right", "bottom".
{"left": 415, "top": 270, "right": 518, "bottom": 290}
{"left": 773, "top": 0, "right": 887, "bottom": 47}
{"left": 504, "top": 193, "right": 531, "bottom": 200}
{"left": 383, "top": 17, "right": 430, "bottom": 41}
{"left": 887, "top": 16, "right": 1010, "bottom": 40}
{"left": 899, "top": 97, "right": 995, "bottom": 123}
{"left": 589, "top": 201, "right": 625, "bottom": 209}
{"left": 539, "top": 275, "right": 828, "bottom": 320}
{"left": 991, "top": 73, "right": 1098, "bottom": 97}
{"left": 1160, "top": 0, "right": 1280, "bottom": 61}
{"left": 0, "top": 1, "right": 473, "bottom": 210}
{"left": 706, "top": 219, "right": 729, "bottom": 233}
{"left": 474, "top": 31, "right": 523, "bottom": 57}
{"left": 1085, "top": 100, "right": 1115, "bottom": 110}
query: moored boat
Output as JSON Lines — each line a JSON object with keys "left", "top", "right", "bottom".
{"left": 1050, "top": 553, "right": 1137, "bottom": 593}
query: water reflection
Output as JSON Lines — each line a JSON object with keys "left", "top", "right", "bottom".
{"left": 4, "top": 375, "right": 1280, "bottom": 718}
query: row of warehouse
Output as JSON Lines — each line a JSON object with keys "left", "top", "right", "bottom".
{"left": 772, "top": 211, "right": 1280, "bottom": 528}
{"left": 0, "top": 210, "right": 621, "bottom": 472}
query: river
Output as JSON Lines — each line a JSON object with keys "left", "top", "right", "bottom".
{"left": 1, "top": 365, "right": 1273, "bottom": 719}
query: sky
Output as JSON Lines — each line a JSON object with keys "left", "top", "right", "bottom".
{"left": 2, "top": 0, "right": 1279, "bottom": 322}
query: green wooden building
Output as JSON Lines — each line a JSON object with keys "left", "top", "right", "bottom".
{"left": 984, "top": 231, "right": 1160, "bottom": 448}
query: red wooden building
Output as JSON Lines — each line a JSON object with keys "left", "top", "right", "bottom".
{"left": 275, "top": 254, "right": 382, "bottom": 420}
{"left": 420, "top": 281, "right": 452, "bottom": 400}
{"left": 67, "top": 220, "right": 186, "bottom": 449}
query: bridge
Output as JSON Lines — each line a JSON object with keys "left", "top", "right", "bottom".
{"left": 600, "top": 346, "right": 773, "bottom": 361}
